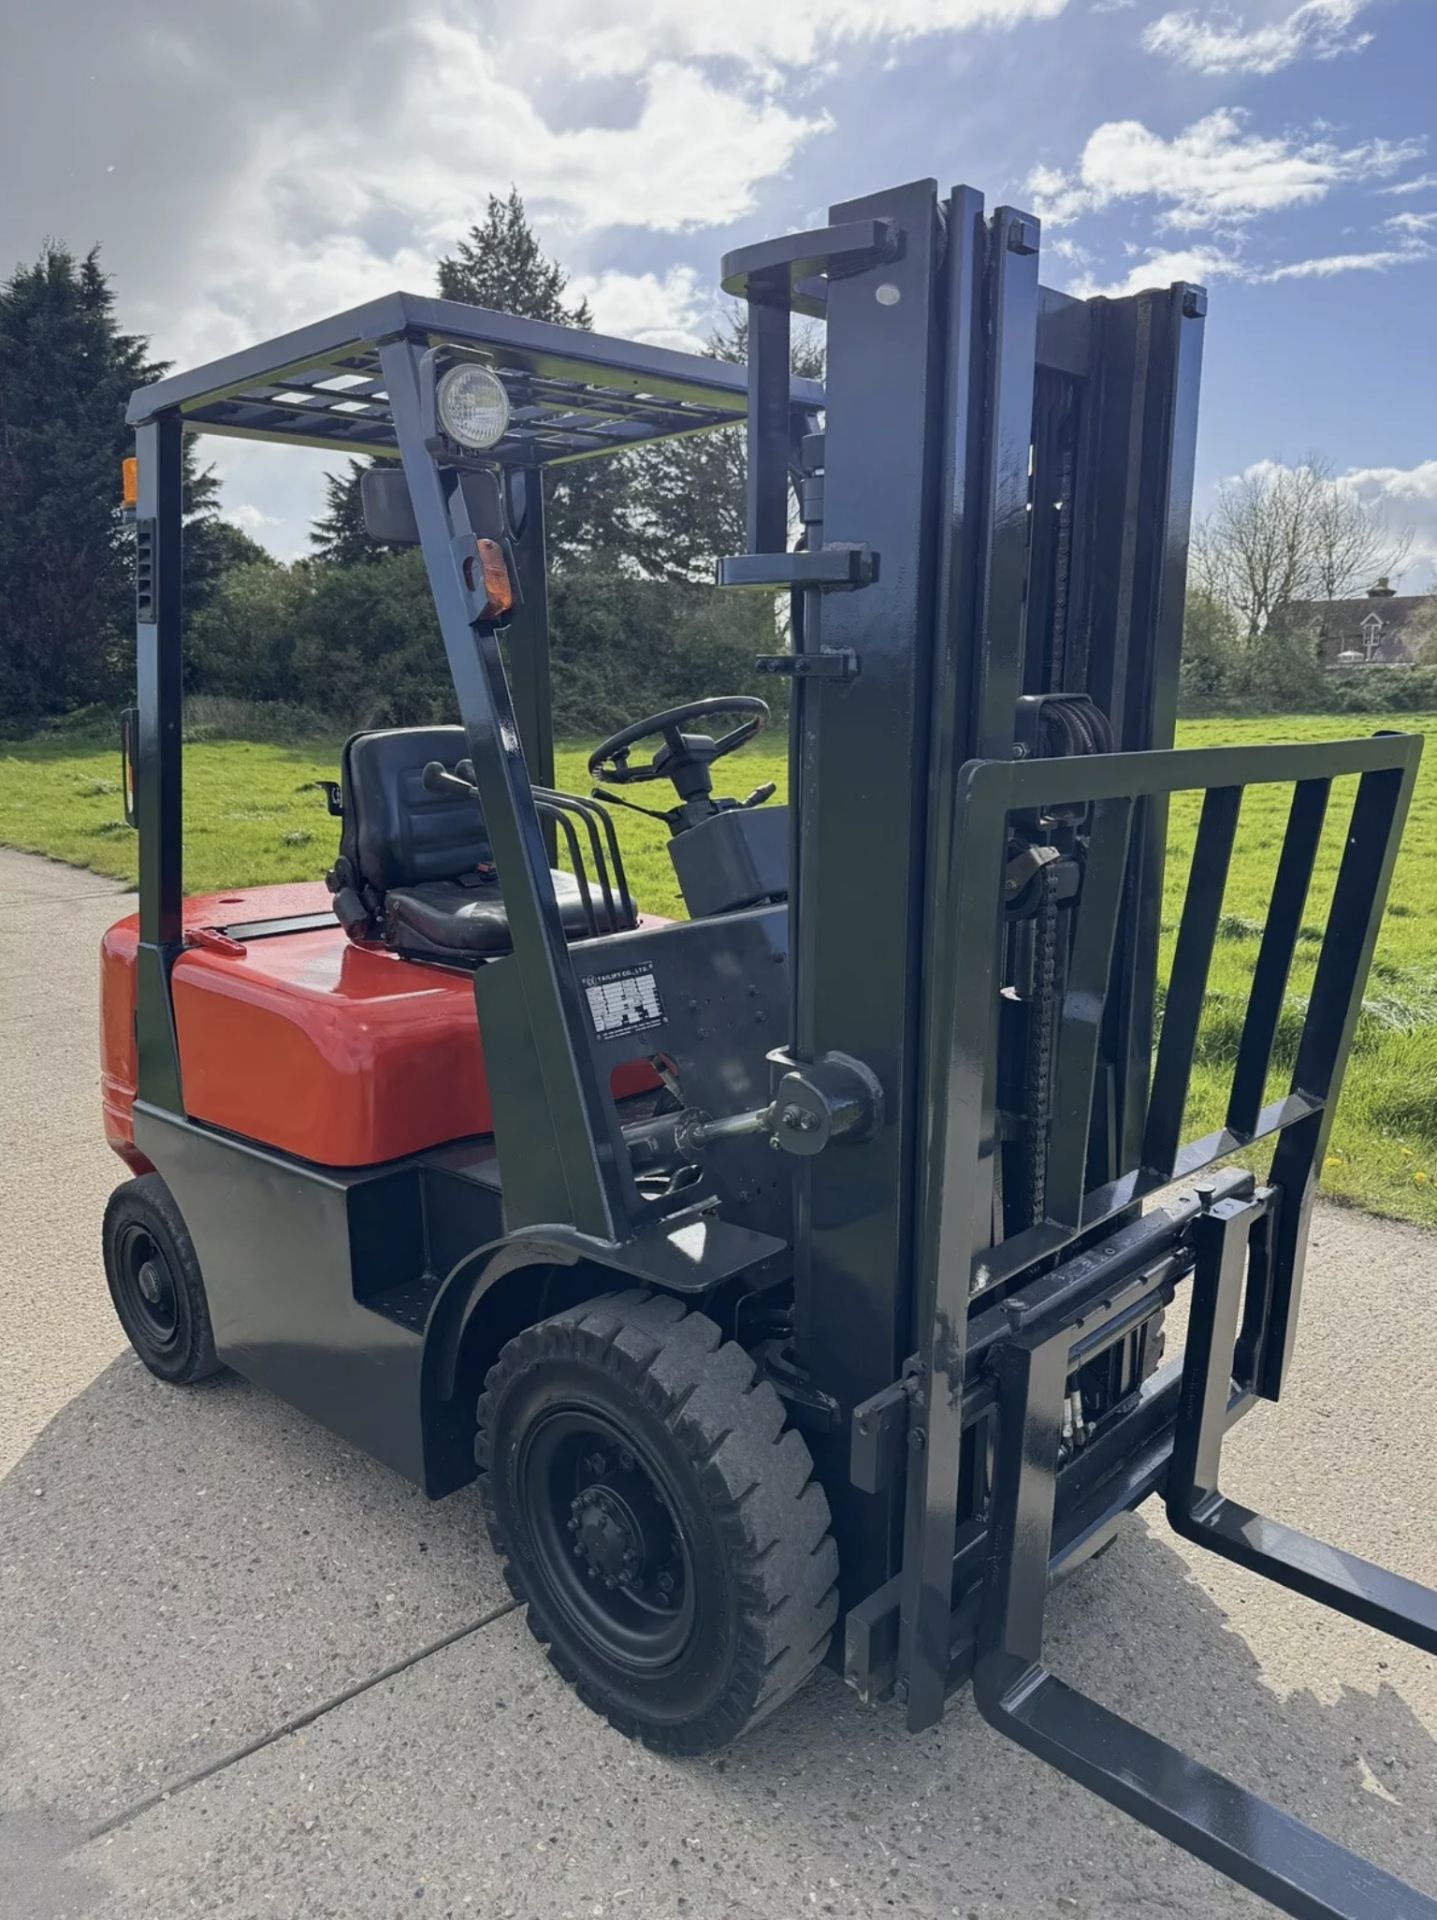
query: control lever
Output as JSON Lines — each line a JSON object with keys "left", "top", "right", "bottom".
{"left": 591, "top": 787, "right": 673, "bottom": 825}
{"left": 421, "top": 760, "right": 478, "bottom": 799}
{"left": 741, "top": 783, "right": 777, "bottom": 809}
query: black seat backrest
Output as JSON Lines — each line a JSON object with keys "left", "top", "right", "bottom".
{"left": 340, "top": 726, "right": 489, "bottom": 893}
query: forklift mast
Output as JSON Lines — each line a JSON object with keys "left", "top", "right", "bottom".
{"left": 721, "top": 182, "right": 1430, "bottom": 1917}
{"left": 722, "top": 180, "right": 1206, "bottom": 1641}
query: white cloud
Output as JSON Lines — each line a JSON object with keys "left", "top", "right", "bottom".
{"left": 1261, "top": 244, "right": 1433, "bottom": 280}
{"left": 1334, "top": 462, "right": 1437, "bottom": 581}
{"left": 226, "top": 502, "right": 282, "bottom": 535}
{"left": 1143, "top": 1, "right": 1373, "bottom": 77}
{"left": 1055, "top": 230, "right": 1432, "bottom": 299}
{"left": 273, "top": 30, "right": 830, "bottom": 245}
{"left": 1064, "top": 242, "right": 1244, "bottom": 297}
{"left": 150, "top": 29, "right": 830, "bottom": 374}
{"left": 1382, "top": 210, "right": 1437, "bottom": 239}
{"left": 567, "top": 266, "right": 710, "bottom": 351}
{"left": 200, "top": 443, "right": 343, "bottom": 564}
{"left": 527, "top": 0, "right": 1069, "bottom": 75}
{"left": 1383, "top": 172, "right": 1437, "bottom": 197}
{"left": 1028, "top": 108, "right": 1422, "bottom": 230}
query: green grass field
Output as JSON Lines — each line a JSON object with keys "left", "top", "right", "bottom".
{"left": 4, "top": 715, "right": 1435, "bottom": 1226}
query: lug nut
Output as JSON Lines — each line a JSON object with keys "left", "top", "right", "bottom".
{"left": 617, "top": 1449, "right": 634, "bottom": 1472}
{"left": 587, "top": 1453, "right": 606, "bottom": 1476}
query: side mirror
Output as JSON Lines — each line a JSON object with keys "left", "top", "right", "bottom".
{"left": 359, "top": 466, "right": 514, "bottom": 549}
{"left": 360, "top": 467, "right": 420, "bottom": 546}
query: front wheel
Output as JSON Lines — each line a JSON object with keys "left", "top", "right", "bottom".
{"left": 103, "top": 1175, "right": 223, "bottom": 1385}
{"left": 477, "top": 1290, "right": 838, "bottom": 1754}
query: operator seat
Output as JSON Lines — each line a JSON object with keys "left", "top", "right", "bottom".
{"left": 326, "top": 726, "right": 632, "bottom": 963}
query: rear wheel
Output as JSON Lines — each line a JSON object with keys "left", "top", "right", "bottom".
{"left": 477, "top": 1289, "right": 838, "bottom": 1753}
{"left": 103, "top": 1175, "right": 222, "bottom": 1385}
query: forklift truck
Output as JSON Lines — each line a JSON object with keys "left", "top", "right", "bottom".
{"left": 101, "top": 177, "right": 1435, "bottom": 1916}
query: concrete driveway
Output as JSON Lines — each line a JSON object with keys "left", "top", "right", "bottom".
{"left": 2, "top": 842, "right": 1435, "bottom": 1919}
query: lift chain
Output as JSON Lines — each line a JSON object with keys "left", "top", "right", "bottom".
{"left": 1026, "top": 860, "right": 1061, "bottom": 1227}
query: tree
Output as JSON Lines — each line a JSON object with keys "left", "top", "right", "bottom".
{"left": 0, "top": 244, "right": 247, "bottom": 727}
{"left": 1239, "top": 610, "right": 1326, "bottom": 709}
{"left": 1179, "top": 585, "right": 1242, "bottom": 699}
{"left": 186, "top": 559, "right": 313, "bottom": 704}
{"left": 625, "top": 310, "right": 825, "bottom": 583}
{"left": 313, "top": 189, "right": 625, "bottom": 570}
{"left": 538, "top": 569, "right": 778, "bottom": 734}
{"left": 1307, "top": 471, "right": 1412, "bottom": 612}
{"left": 184, "top": 514, "right": 275, "bottom": 623}
{"left": 1194, "top": 455, "right": 1411, "bottom": 642}
{"left": 440, "top": 188, "right": 629, "bottom": 569}
{"left": 437, "top": 187, "right": 589, "bottom": 324}
{"left": 310, "top": 457, "right": 395, "bottom": 567}
{"left": 0, "top": 246, "right": 157, "bottom": 724}
{"left": 1406, "top": 591, "right": 1437, "bottom": 666}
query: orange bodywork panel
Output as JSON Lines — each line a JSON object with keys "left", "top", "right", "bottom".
{"left": 100, "top": 881, "right": 657, "bottom": 1170}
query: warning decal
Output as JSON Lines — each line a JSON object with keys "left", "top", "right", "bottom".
{"left": 583, "top": 965, "right": 665, "bottom": 1039}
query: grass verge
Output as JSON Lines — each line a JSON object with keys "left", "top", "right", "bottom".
{"left": 3, "top": 713, "right": 1435, "bottom": 1227}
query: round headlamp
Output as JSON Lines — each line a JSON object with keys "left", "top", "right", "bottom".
{"left": 435, "top": 363, "right": 510, "bottom": 451}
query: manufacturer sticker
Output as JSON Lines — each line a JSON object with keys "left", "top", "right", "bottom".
{"left": 584, "top": 965, "right": 665, "bottom": 1039}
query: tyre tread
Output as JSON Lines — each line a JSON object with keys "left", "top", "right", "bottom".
{"left": 476, "top": 1288, "right": 838, "bottom": 1754}
{"left": 102, "top": 1174, "right": 223, "bottom": 1386}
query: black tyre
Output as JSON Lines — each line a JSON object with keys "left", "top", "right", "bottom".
{"left": 477, "top": 1289, "right": 838, "bottom": 1754}
{"left": 102, "top": 1174, "right": 222, "bottom": 1385}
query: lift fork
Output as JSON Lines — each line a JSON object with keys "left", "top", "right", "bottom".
{"left": 975, "top": 1186, "right": 1437, "bottom": 1920}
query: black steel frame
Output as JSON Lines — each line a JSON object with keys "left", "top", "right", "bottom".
{"left": 124, "top": 183, "right": 1432, "bottom": 1914}
{"left": 885, "top": 734, "right": 1434, "bottom": 1917}
{"left": 127, "top": 295, "right": 820, "bottom": 1244}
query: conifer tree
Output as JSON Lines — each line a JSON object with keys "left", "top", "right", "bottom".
{"left": 312, "top": 189, "right": 626, "bottom": 570}
{"left": 0, "top": 244, "right": 245, "bottom": 724}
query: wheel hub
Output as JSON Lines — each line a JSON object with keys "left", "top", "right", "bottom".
{"left": 523, "top": 1407, "right": 695, "bottom": 1671}
{"left": 571, "top": 1485, "right": 644, "bottom": 1585}
{"left": 116, "top": 1225, "right": 180, "bottom": 1348}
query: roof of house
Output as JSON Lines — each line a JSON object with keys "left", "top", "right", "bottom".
{"left": 1282, "top": 593, "right": 1431, "bottom": 636}
{"left": 1283, "top": 587, "right": 1429, "bottom": 656}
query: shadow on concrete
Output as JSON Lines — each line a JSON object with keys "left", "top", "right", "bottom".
{"left": 0, "top": 1354, "right": 506, "bottom": 1830}
{"left": 3, "top": 1345, "right": 1434, "bottom": 1919}
{"left": 708, "top": 1512, "right": 1437, "bottom": 1914}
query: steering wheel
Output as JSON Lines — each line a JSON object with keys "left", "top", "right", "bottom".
{"left": 588, "top": 697, "right": 769, "bottom": 788}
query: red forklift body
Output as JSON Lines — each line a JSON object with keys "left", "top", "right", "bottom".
{"left": 102, "top": 881, "right": 657, "bottom": 1170}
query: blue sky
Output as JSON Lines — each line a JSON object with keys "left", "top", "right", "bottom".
{"left": 4, "top": 0, "right": 1434, "bottom": 573}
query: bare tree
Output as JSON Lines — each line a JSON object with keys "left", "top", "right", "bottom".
{"left": 1195, "top": 456, "right": 1412, "bottom": 640}
{"left": 1306, "top": 461, "right": 1412, "bottom": 649}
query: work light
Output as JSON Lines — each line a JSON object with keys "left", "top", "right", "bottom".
{"left": 435, "top": 363, "right": 510, "bottom": 451}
